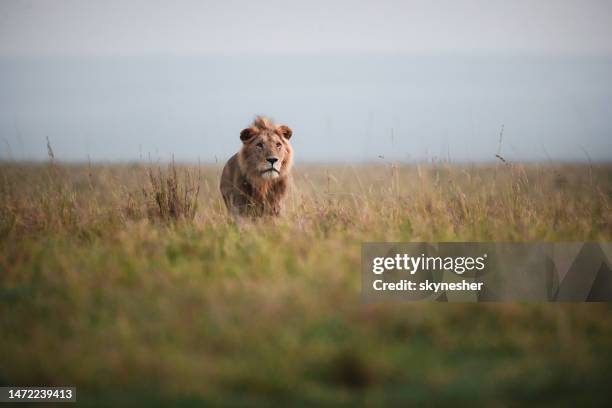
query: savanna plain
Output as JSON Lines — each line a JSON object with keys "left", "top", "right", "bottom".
{"left": 1, "top": 158, "right": 611, "bottom": 406}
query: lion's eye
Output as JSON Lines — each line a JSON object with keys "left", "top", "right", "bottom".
{"left": 276, "top": 142, "right": 282, "bottom": 149}
{"left": 256, "top": 142, "right": 264, "bottom": 149}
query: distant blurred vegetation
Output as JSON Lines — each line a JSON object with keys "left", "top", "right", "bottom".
{"left": 1, "top": 159, "right": 611, "bottom": 406}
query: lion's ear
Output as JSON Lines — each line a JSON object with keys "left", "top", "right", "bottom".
{"left": 240, "top": 128, "right": 256, "bottom": 143}
{"left": 277, "top": 125, "right": 292, "bottom": 140}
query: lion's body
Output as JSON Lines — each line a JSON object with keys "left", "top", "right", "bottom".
{"left": 220, "top": 153, "right": 290, "bottom": 216}
{"left": 220, "top": 117, "right": 293, "bottom": 217}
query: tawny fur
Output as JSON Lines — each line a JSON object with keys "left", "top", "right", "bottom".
{"left": 220, "top": 116, "right": 293, "bottom": 217}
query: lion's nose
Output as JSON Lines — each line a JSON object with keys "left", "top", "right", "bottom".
{"left": 266, "top": 157, "right": 279, "bottom": 165}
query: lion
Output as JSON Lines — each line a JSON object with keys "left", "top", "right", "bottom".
{"left": 220, "top": 116, "right": 293, "bottom": 217}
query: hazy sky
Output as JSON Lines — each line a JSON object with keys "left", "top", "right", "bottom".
{"left": 2, "top": 0, "right": 612, "bottom": 57}
{"left": 0, "top": 0, "right": 611, "bottom": 162}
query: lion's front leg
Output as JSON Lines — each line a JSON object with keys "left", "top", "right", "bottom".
{"left": 268, "top": 196, "right": 285, "bottom": 217}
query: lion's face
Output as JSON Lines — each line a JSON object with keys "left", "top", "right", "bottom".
{"left": 239, "top": 122, "right": 293, "bottom": 183}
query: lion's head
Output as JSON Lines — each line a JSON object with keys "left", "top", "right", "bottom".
{"left": 238, "top": 116, "right": 293, "bottom": 183}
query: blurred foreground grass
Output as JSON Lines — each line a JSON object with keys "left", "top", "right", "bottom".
{"left": 1, "top": 161, "right": 611, "bottom": 406}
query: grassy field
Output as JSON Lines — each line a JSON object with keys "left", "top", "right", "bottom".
{"left": 1, "top": 160, "right": 611, "bottom": 406}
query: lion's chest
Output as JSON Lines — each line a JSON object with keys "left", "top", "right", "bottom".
{"left": 239, "top": 177, "right": 286, "bottom": 215}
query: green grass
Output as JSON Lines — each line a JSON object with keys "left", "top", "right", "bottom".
{"left": 0, "top": 161, "right": 611, "bottom": 406}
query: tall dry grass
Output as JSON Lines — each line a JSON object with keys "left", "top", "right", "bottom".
{"left": 124, "top": 160, "right": 201, "bottom": 223}
{"left": 2, "top": 160, "right": 609, "bottom": 241}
